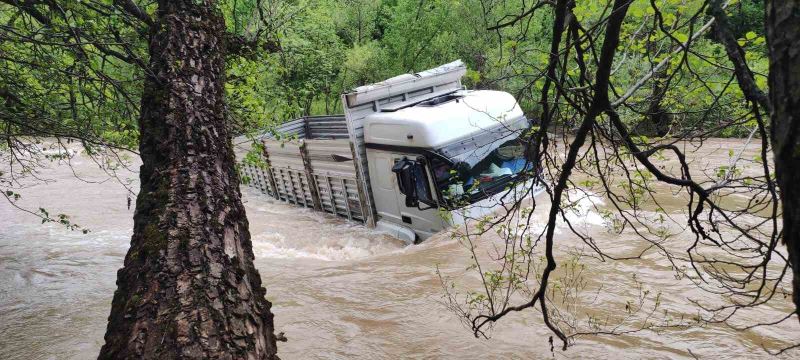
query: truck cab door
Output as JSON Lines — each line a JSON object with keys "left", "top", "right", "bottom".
{"left": 389, "top": 155, "right": 446, "bottom": 239}
{"left": 367, "top": 149, "right": 447, "bottom": 241}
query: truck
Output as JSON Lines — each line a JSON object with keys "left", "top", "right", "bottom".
{"left": 236, "top": 60, "right": 543, "bottom": 244}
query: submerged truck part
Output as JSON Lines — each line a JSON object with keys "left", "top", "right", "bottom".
{"left": 236, "top": 61, "right": 543, "bottom": 244}
{"left": 236, "top": 116, "right": 369, "bottom": 222}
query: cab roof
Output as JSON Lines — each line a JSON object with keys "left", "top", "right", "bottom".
{"left": 363, "top": 90, "right": 524, "bottom": 149}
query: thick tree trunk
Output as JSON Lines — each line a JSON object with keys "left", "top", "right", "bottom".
{"left": 634, "top": 63, "right": 672, "bottom": 137}
{"left": 766, "top": 0, "right": 800, "bottom": 320}
{"left": 635, "top": 33, "right": 672, "bottom": 137}
{"left": 99, "top": 1, "right": 280, "bottom": 358}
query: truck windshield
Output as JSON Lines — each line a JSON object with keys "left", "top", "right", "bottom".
{"left": 431, "top": 117, "right": 533, "bottom": 205}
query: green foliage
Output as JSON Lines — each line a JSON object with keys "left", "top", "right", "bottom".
{"left": 0, "top": 2, "right": 144, "bottom": 147}
{"left": 225, "top": 0, "right": 557, "bottom": 133}
{"left": 725, "top": 0, "right": 766, "bottom": 39}
{"left": 0, "top": 0, "right": 770, "bottom": 148}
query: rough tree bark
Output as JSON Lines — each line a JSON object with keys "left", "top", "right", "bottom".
{"left": 99, "top": 1, "right": 280, "bottom": 358}
{"left": 641, "top": 60, "right": 671, "bottom": 137}
{"left": 634, "top": 24, "right": 672, "bottom": 138}
{"left": 765, "top": 0, "right": 800, "bottom": 320}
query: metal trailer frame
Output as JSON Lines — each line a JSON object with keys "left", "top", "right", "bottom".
{"left": 238, "top": 61, "right": 469, "bottom": 227}
{"left": 238, "top": 115, "right": 369, "bottom": 223}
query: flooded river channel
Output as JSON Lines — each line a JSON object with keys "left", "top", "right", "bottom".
{"left": 1, "top": 139, "right": 797, "bottom": 359}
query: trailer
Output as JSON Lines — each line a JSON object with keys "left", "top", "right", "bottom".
{"left": 236, "top": 61, "right": 543, "bottom": 244}
{"left": 238, "top": 115, "right": 369, "bottom": 222}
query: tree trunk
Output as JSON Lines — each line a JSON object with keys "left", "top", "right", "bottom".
{"left": 99, "top": 1, "right": 280, "bottom": 358}
{"left": 634, "top": 32, "right": 672, "bottom": 137}
{"left": 766, "top": 0, "right": 800, "bottom": 320}
{"left": 647, "top": 59, "right": 672, "bottom": 137}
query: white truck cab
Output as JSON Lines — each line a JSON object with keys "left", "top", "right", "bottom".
{"left": 363, "top": 90, "right": 535, "bottom": 242}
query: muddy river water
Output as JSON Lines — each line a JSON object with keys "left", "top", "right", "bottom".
{"left": 1, "top": 139, "right": 797, "bottom": 359}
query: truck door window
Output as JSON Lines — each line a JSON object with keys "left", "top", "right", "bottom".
{"left": 392, "top": 158, "right": 435, "bottom": 208}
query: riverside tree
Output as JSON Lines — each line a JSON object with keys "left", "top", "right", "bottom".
{"left": 2, "top": 0, "right": 281, "bottom": 358}
{"left": 766, "top": 0, "right": 800, "bottom": 326}
{"left": 98, "top": 1, "right": 281, "bottom": 358}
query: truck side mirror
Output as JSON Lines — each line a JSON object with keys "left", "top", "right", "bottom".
{"left": 392, "top": 158, "right": 419, "bottom": 207}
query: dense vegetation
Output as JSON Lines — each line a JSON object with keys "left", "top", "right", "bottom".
{"left": 0, "top": 0, "right": 769, "bottom": 150}
{"left": 229, "top": 0, "right": 769, "bottom": 138}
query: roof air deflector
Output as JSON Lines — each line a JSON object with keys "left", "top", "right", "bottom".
{"left": 417, "top": 94, "right": 463, "bottom": 107}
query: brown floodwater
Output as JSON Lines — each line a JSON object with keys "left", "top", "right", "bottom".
{"left": 0, "top": 138, "right": 797, "bottom": 359}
